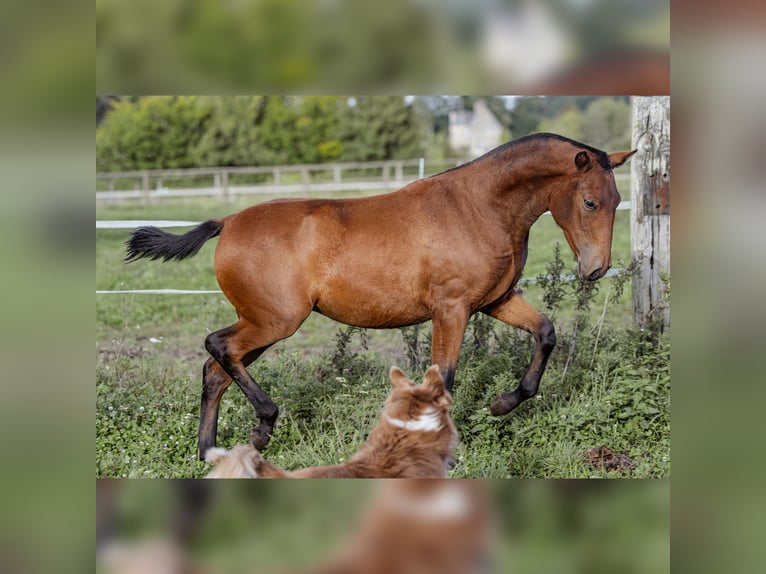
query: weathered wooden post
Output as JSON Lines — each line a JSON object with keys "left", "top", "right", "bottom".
{"left": 630, "top": 96, "right": 671, "bottom": 331}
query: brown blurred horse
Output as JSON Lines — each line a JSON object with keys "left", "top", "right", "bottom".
{"left": 126, "top": 133, "right": 635, "bottom": 459}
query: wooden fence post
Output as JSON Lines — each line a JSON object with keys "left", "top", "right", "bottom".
{"left": 221, "top": 170, "right": 231, "bottom": 202}
{"left": 630, "top": 96, "right": 671, "bottom": 331}
{"left": 141, "top": 172, "right": 150, "bottom": 205}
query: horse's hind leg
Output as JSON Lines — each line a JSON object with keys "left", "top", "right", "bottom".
{"left": 198, "top": 349, "right": 269, "bottom": 460}
{"left": 203, "top": 317, "right": 303, "bottom": 451}
{"left": 199, "top": 358, "right": 231, "bottom": 460}
{"left": 482, "top": 290, "right": 556, "bottom": 416}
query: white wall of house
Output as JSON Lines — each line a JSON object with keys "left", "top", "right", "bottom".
{"left": 448, "top": 99, "right": 505, "bottom": 157}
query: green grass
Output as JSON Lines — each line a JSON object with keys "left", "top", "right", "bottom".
{"left": 96, "top": 188, "right": 669, "bottom": 479}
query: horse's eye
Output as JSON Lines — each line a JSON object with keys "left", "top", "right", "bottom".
{"left": 583, "top": 199, "right": 597, "bottom": 211}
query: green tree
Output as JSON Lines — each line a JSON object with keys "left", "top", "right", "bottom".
{"left": 584, "top": 97, "right": 631, "bottom": 151}
{"left": 414, "top": 96, "right": 455, "bottom": 134}
{"left": 96, "top": 96, "right": 210, "bottom": 171}
{"left": 190, "top": 96, "right": 267, "bottom": 167}
{"left": 253, "top": 96, "right": 301, "bottom": 164}
{"left": 509, "top": 96, "right": 546, "bottom": 137}
{"left": 537, "top": 105, "right": 588, "bottom": 142}
{"left": 337, "top": 96, "right": 425, "bottom": 161}
{"left": 291, "top": 96, "right": 346, "bottom": 163}
{"left": 191, "top": 96, "right": 346, "bottom": 167}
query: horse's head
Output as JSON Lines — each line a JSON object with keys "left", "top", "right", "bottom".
{"left": 549, "top": 147, "right": 636, "bottom": 281}
{"left": 385, "top": 365, "right": 458, "bottom": 462}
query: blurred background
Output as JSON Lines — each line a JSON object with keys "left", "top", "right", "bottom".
{"left": 97, "top": 479, "right": 669, "bottom": 574}
{"left": 96, "top": 0, "right": 669, "bottom": 94}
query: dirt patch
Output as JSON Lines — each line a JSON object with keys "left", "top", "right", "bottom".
{"left": 584, "top": 445, "right": 635, "bottom": 474}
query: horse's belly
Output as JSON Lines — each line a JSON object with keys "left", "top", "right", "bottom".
{"left": 313, "top": 291, "right": 430, "bottom": 329}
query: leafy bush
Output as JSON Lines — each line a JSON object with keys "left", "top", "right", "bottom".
{"left": 96, "top": 96, "right": 210, "bottom": 172}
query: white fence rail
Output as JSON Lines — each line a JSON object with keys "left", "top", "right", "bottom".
{"left": 97, "top": 160, "right": 438, "bottom": 203}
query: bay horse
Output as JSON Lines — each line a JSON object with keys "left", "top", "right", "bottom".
{"left": 125, "top": 133, "right": 635, "bottom": 459}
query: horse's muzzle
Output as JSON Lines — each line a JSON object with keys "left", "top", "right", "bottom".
{"left": 579, "top": 259, "right": 610, "bottom": 282}
{"left": 585, "top": 267, "right": 603, "bottom": 282}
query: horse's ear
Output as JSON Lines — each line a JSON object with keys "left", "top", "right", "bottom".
{"left": 608, "top": 149, "right": 637, "bottom": 168}
{"left": 420, "top": 365, "right": 445, "bottom": 397}
{"left": 574, "top": 150, "right": 592, "bottom": 172}
{"left": 389, "top": 366, "right": 414, "bottom": 390}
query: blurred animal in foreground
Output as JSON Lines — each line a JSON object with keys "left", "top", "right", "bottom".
{"left": 293, "top": 480, "right": 493, "bottom": 574}
{"left": 205, "top": 365, "right": 457, "bottom": 479}
{"left": 96, "top": 480, "right": 493, "bottom": 574}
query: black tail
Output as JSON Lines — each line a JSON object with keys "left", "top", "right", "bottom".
{"left": 125, "top": 220, "right": 224, "bottom": 263}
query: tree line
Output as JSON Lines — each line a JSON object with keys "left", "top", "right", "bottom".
{"left": 96, "top": 96, "right": 631, "bottom": 172}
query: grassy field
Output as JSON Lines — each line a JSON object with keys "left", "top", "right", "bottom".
{"left": 96, "top": 184, "right": 669, "bottom": 479}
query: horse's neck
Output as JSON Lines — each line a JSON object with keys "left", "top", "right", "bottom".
{"left": 460, "top": 149, "right": 562, "bottom": 226}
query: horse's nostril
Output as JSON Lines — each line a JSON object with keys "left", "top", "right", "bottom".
{"left": 587, "top": 267, "right": 602, "bottom": 281}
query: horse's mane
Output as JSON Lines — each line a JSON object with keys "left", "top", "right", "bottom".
{"left": 434, "top": 132, "right": 612, "bottom": 177}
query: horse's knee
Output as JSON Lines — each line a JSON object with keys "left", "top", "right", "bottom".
{"left": 539, "top": 316, "right": 556, "bottom": 353}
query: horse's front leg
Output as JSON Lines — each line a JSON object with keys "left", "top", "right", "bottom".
{"left": 482, "top": 290, "right": 556, "bottom": 415}
{"left": 430, "top": 304, "right": 471, "bottom": 393}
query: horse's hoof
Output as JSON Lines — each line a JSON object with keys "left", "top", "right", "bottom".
{"left": 249, "top": 427, "right": 272, "bottom": 450}
{"left": 490, "top": 392, "right": 520, "bottom": 416}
